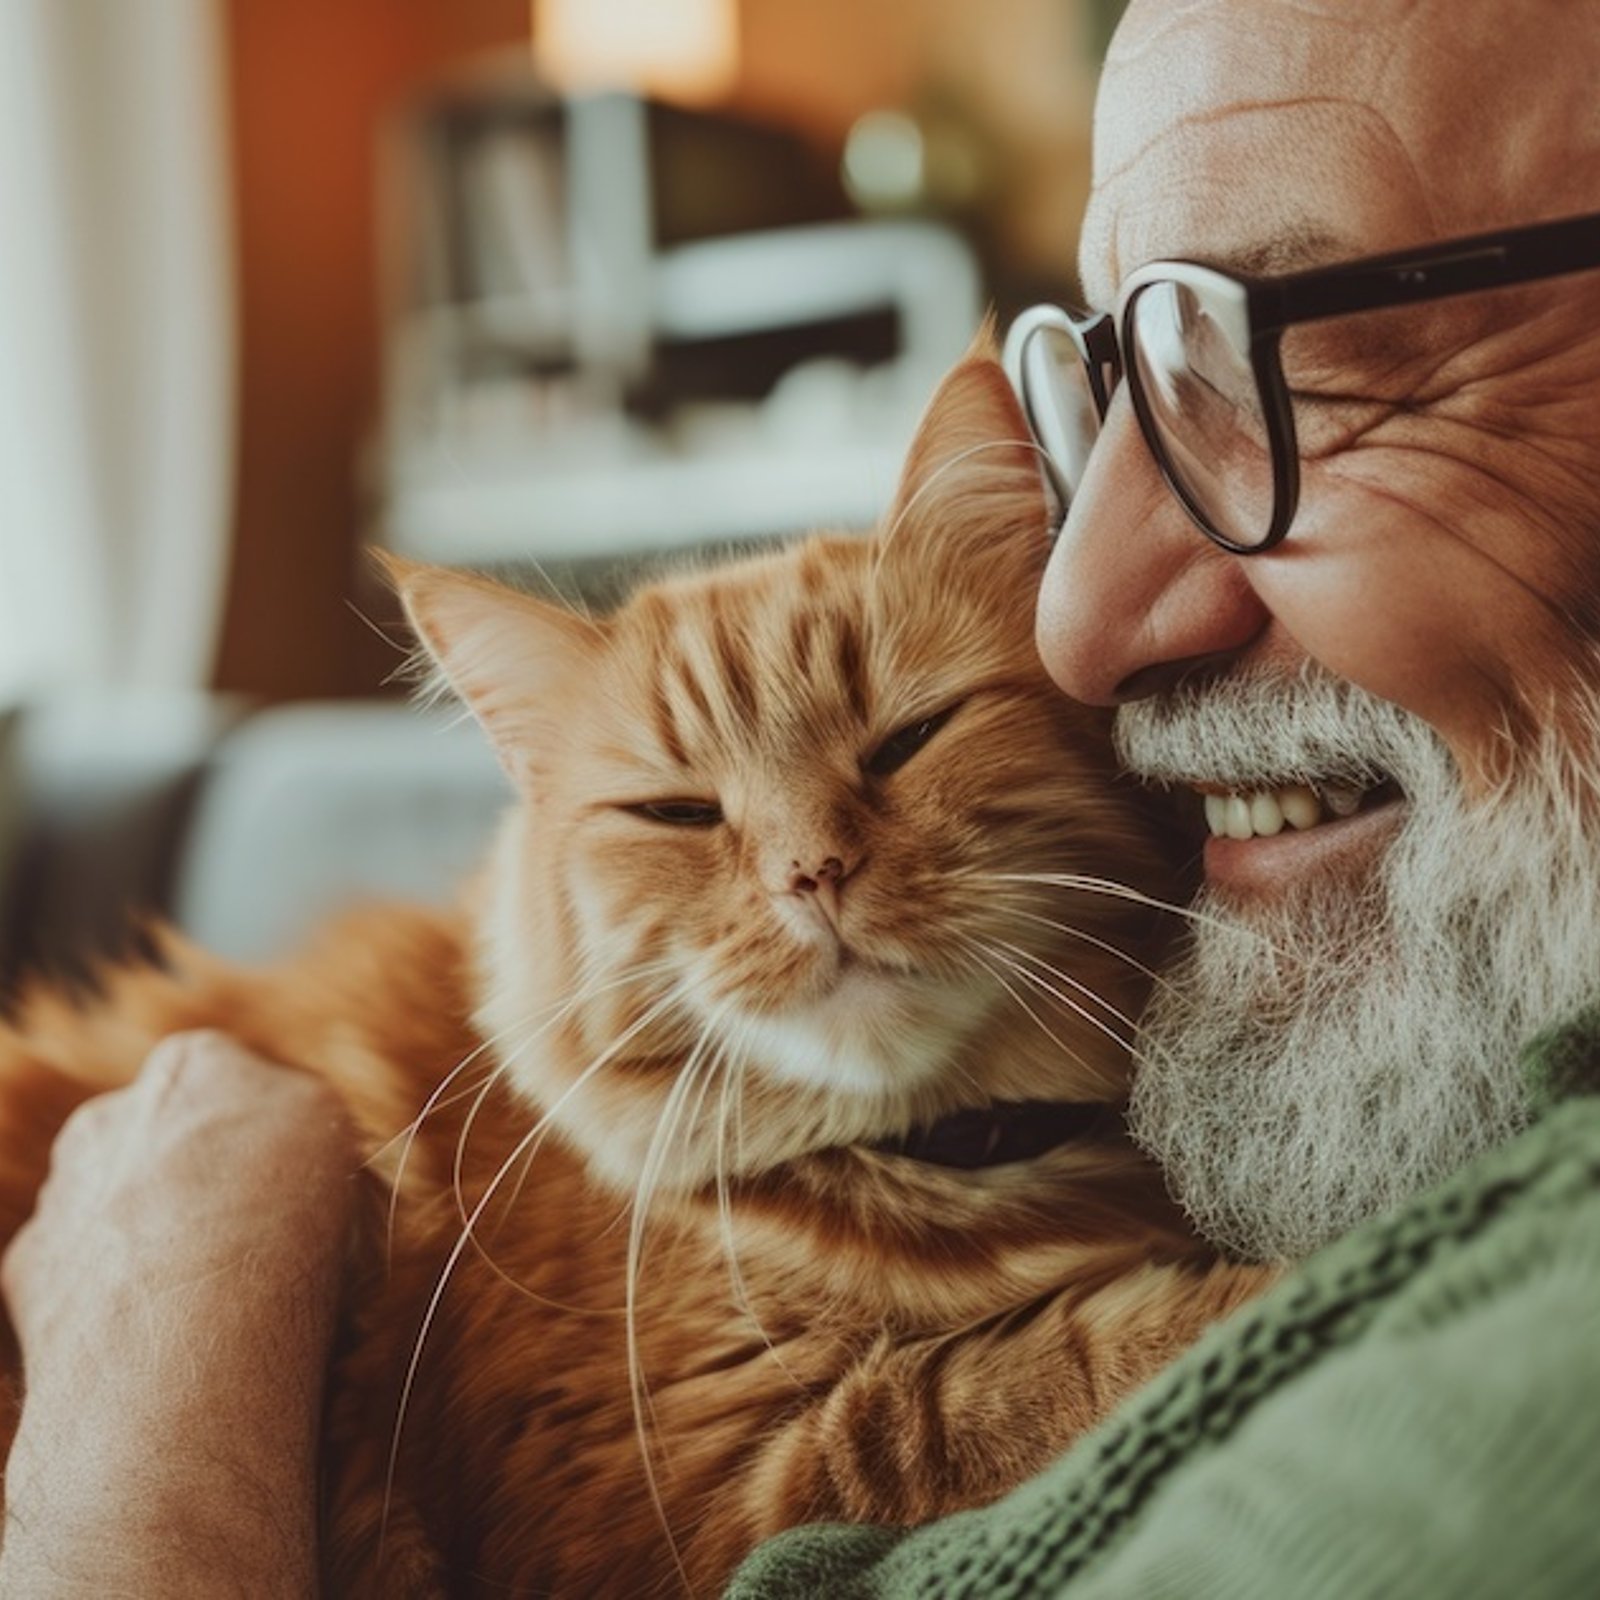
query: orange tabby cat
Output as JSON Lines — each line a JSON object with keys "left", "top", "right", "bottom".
{"left": 0, "top": 340, "right": 1266, "bottom": 1597}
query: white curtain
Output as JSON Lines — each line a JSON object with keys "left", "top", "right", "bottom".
{"left": 0, "top": 0, "right": 234, "bottom": 697}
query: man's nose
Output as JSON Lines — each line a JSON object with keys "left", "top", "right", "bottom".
{"left": 1033, "top": 399, "right": 1270, "bottom": 704}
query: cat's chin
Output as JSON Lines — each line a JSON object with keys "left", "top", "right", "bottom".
{"left": 721, "top": 966, "right": 993, "bottom": 1100}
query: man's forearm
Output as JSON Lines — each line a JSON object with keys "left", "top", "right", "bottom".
{"left": 2, "top": 1349, "right": 325, "bottom": 1598}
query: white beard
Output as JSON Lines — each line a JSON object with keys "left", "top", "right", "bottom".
{"left": 1116, "top": 664, "right": 1600, "bottom": 1263}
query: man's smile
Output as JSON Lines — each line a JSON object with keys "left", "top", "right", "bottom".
{"left": 1192, "top": 779, "right": 1407, "bottom": 893}
{"left": 1196, "top": 775, "right": 1405, "bottom": 837}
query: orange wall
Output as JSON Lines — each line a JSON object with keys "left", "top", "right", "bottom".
{"left": 217, "top": 0, "right": 528, "bottom": 700}
{"left": 736, "top": 0, "right": 923, "bottom": 141}
{"left": 737, "top": 0, "right": 1093, "bottom": 276}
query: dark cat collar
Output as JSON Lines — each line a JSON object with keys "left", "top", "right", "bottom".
{"left": 871, "top": 1101, "right": 1118, "bottom": 1170}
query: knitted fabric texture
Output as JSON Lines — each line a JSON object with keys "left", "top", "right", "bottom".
{"left": 727, "top": 1017, "right": 1600, "bottom": 1599}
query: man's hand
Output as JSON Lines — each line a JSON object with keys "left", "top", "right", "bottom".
{"left": 0, "top": 1031, "right": 357, "bottom": 1598}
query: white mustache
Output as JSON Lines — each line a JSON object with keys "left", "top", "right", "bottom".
{"left": 1112, "top": 662, "right": 1450, "bottom": 796}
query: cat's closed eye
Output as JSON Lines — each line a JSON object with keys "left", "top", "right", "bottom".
{"left": 622, "top": 799, "right": 724, "bottom": 827}
{"left": 865, "top": 704, "right": 960, "bottom": 779}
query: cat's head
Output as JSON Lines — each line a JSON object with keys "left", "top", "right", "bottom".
{"left": 389, "top": 338, "right": 1174, "bottom": 1194}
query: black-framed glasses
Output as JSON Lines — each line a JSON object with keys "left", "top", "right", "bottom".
{"left": 1004, "top": 210, "right": 1600, "bottom": 554}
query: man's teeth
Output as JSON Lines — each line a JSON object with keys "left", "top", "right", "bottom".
{"left": 1322, "top": 785, "right": 1364, "bottom": 818}
{"left": 1201, "top": 784, "right": 1369, "bottom": 840}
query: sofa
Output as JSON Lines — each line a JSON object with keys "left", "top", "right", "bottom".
{"left": 0, "top": 693, "right": 507, "bottom": 998}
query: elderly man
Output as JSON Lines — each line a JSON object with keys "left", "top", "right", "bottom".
{"left": 5, "top": 0, "right": 1599, "bottom": 1595}
{"left": 1030, "top": 0, "right": 1600, "bottom": 1265}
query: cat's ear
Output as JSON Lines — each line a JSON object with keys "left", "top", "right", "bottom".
{"left": 378, "top": 554, "right": 601, "bottom": 785}
{"left": 882, "top": 319, "right": 1052, "bottom": 568}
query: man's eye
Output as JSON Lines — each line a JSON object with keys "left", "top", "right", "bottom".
{"left": 624, "top": 800, "right": 724, "bottom": 827}
{"left": 865, "top": 705, "right": 958, "bottom": 778}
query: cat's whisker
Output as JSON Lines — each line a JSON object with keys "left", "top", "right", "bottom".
{"left": 624, "top": 1010, "right": 731, "bottom": 1598}
{"left": 448, "top": 1038, "right": 553, "bottom": 1262}
{"left": 378, "top": 1011, "right": 540, "bottom": 1266}
{"left": 989, "top": 935, "right": 1202, "bottom": 1091}
{"left": 986, "top": 927, "right": 1207, "bottom": 1094}
{"left": 624, "top": 1037, "right": 710, "bottom": 1326}
{"left": 496, "top": 1069, "right": 581, "bottom": 1223}
{"left": 965, "top": 867, "right": 1202, "bottom": 917}
{"left": 449, "top": 963, "right": 699, "bottom": 1313}
{"left": 450, "top": 958, "right": 680, "bottom": 1233}
{"left": 1002, "top": 907, "right": 1173, "bottom": 989}
{"left": 967, "top": 935, "right": 1136, "bottom": 1060}
{"left": 369, "top": 1000, "right": 548, "bottom": 1173}
{"left": 955, "top": 934, "right": 1092, "bottom": 1073}
{"left": 713, "top": 1035, "right": 746, "bottom": 1307}
{"left": 975, "top": 870, "right": 1285, "bottom": 954}
{"left": 381, "top": 956, "right": 675, "bottom": 1270}
{"left": 379, "top": 978, "right": 696, "bottom": 1560}
{"left": 710, "top": 1026, "right": 806, "bottom": 1391}
{"left": 375, "top": 953, "right": 663, "bottom": 1192}
{"left": 366, "top": 1064, "right": 492, "bottom": 1170}
{"left": 947, "top": 875, "right": 1151, "bottom": 952}
{"left": 970, "top": 868, "right": 1200, "bottom": 915}
{"left": 989, "top": 936, "right": 1142, "bottom": 1037}
{"left": 731, "top": 1024, "right": 750, "bottom": 1176}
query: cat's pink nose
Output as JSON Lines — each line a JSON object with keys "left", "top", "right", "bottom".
{"left": 786, "top": 856, "right": 846, "bottom": 896}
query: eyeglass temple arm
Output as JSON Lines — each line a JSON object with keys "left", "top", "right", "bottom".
{"left": 1264, "top": 212, "right": 1600, "bottom": 330}
{"left": 1080, "top": 312, "right": 1122, "bottom": 412}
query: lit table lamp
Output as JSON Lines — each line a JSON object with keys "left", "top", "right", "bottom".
{"left": 532, "top": 0, "right": 739, "bottom": 104}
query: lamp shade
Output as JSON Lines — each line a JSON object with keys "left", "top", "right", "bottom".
{"left": 533, "top": 0, "right": 738, "bottom": 104}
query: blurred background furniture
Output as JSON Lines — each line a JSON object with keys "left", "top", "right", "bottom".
{"left": 375, "top": 65, "right": 984, "bottom": 568}
{"left": 0, "top": 699, "right": 506, "bottom": 996}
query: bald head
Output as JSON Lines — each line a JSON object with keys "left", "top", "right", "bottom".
{"left": 1083, "top": 0, "right": 1600, "bottom": 301}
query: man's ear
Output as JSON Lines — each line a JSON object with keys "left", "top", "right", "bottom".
{"left": 880, "top": 319, "right": 1052, "bottom": 572}
{"left": 377, "top": 553, "right": 602, "bottom": 786}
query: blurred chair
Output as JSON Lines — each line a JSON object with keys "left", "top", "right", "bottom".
{"left": 174, "top": 701, "right": 505, "bottom": 963}
{"left": 0, "top": 693, "right": 242, "bottom": 992}
{"left": 0, "top": 697, "right": 507, "bottom": 998}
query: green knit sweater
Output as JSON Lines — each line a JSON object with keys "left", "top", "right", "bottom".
{"left": 728, "top": 1018, "right": 1600, "bottom": 1599}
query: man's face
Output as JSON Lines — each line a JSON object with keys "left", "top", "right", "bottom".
{"left": 1036, "top": 0, "right": 1600, "bottom": 1259}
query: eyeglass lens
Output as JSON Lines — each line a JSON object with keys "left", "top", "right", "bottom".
{"left": 1018, "top": 323, "right": 1103, "bottom": 501}
{"left": 1126, "top": 281, "right": 1277, "bottom": 549}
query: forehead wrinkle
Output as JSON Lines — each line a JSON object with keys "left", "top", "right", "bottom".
{"left": 1204, "top": 224, "right": 1362, "bottom": 278}
{"left": 1083, "top": 97, "right": 1433, "bottom": 305}
{"left": 1085, "top": 0, "right": 1600, "bottom": 302}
